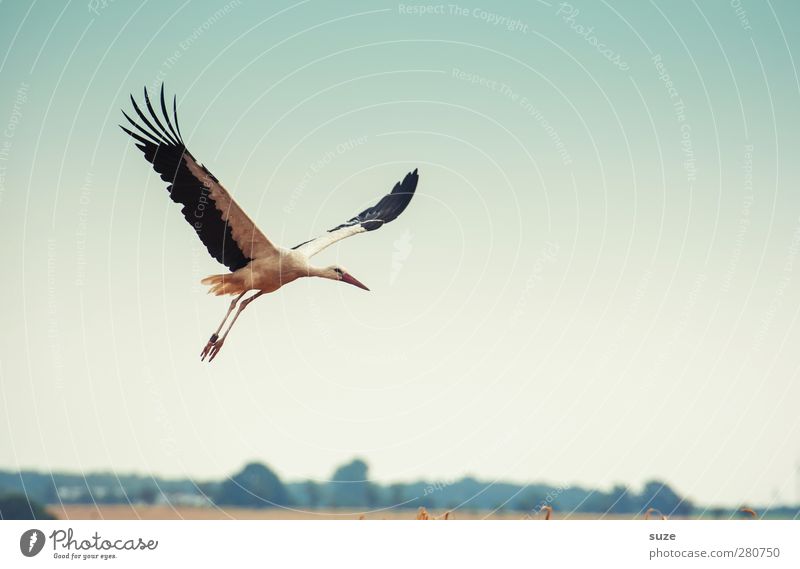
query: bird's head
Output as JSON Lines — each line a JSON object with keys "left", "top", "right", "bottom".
{"left": 322, "top": 265, "right": 370, "bottom": 291}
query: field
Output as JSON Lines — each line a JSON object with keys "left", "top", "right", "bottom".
{"left": 48, "top": 504, "right": 632, "bottom": 520}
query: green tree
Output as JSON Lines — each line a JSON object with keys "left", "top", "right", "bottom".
{"left": 329, "top": 459, "right": 376, "bottom": 508}
{"left": 607, "top": 484, "right": 636, "bottom": 514}
{"left": 640, "top": 480, "right": 693, "bottom": 517}
{"left": 138, "top": 484, "right": 159, "bottom": 505}
{"left": 214, "top": 463, "right": 290, "bottom": 508}
{"left": 389, "top": 483, "right": 406, "bottom": 506}
{"left": 0, "top": 493, "right": 55, "bottom": 520}
{"left": 303, "top": 480, "right": 322, "bottom": 508}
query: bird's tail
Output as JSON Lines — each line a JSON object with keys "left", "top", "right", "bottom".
{"left": 201, "top": 274, "right": 245, "bottom": 296}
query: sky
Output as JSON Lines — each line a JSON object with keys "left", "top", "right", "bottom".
{"left": 0, "top": 0, "right": 799, "bottom": 508}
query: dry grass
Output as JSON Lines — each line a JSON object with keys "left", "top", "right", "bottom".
{"left": 412, "top": 507, "right": 451, "bottom": 520}
{"left": 644, "top": 508, "right": 667, "bottom": 520}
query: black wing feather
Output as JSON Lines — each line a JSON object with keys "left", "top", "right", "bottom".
{"left": 143, "top": 86, "right": 179, "bottom": 146}
{"left": 121, "top": 110, "right": 162, "bottom": 145}
{"left": 159, "top": 87, "right": 182, "bottom": 144}
{"left": 120, "top": 85, "right": 251, "bottom": 272}
{"left": 129, "top": 94, "right": 170, "bottom": 145}
{"left": 331, "top": 168, "right": 418, "bottom": 232}
{"left": 291, "top": 169, "right": 419, "bottom": 252}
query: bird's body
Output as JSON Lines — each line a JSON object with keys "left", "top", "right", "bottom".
{"left": 202, "top": 249, "right": 319, "bottom": 296}
{"left": 121, "top": 85, "right": 419, "bottom": 361}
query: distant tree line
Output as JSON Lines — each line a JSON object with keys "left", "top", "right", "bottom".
{"left": 0, "top": 493, "right": 55, "bottom": 520}
{"left": 1, "top": 459, "right": 794, "bottom": 519}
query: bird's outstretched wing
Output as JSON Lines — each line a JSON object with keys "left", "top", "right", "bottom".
{"left": 120, "top": 85, "right": 278, "bottom": 271}
{"left": 292, "top": 169, "right": 419, "bottom": 258}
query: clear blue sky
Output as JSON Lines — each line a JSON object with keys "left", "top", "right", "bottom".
{"left": 1, "top": 0, "right": 799, "bottom": 507}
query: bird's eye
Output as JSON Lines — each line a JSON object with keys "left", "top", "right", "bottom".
{"left": 334, "top": 268, "right": 343, "bottom": 276}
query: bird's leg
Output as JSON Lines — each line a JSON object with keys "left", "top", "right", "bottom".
{"left": 207, "top": 291, "right": 264, "bottom": 362}
{"left": 201, "top": 291, "right": 247, "bottom": 360}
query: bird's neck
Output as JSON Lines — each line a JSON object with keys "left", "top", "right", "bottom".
{"left": 280, "top": 251, "right": 333, "bottom": 280}
{"left": 306, "top": 265, "right": 332, "bottom": 279}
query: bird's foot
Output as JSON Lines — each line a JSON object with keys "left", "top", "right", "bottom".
{"left": 207, "top": 338, "right": 225, "bottom": 362}
{"left": 200, "top": 334, "right": 219, "bottom": 361}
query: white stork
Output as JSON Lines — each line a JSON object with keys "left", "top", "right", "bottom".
{"left": 120, "top": 86, "right": 419, "bottom": 362}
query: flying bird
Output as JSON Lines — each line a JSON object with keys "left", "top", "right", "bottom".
{"left": 120, "top": 86, "right": 419, "bottom": 362}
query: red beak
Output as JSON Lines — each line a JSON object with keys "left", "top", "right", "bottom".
{"left": 341, "top": 272, "right": 370, "bottom": 291}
